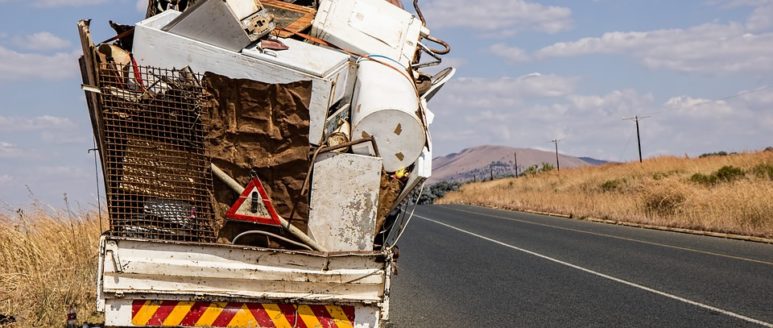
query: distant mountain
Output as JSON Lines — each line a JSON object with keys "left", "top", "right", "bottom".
{"left": 430, "top": 145, "right": 606, "bottom": 183}
{"left": 578, "top": 157, "right": 610, "bottom": 166}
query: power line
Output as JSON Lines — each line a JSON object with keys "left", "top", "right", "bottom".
{"left": 618, "top": 126, "right": 636, "bottom": 162}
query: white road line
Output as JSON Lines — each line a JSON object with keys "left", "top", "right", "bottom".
{"left": 416, "top": 215, "right": 773, "bottom": 328}
{"left": 444, "top": 206, "right": 773, "bottom": 267}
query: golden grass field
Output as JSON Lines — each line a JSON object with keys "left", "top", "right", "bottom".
{"left": 439, "top": 150, "right": 773, "bottom": 238}
{"left": 0, "top": 206, "right": 104, "bottom": 327}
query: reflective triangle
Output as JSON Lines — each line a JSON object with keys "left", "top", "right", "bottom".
{"left": 225, "top": 177, "right": 282, "bottom": 226}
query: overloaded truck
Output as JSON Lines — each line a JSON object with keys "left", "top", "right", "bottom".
{"left": 77, "top": 0, "right": 453, "bottom": 327}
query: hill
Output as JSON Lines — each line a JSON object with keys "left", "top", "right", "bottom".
{"left": 430, "top": 145, "right": 601, "bottom": 183}
{"left": 438, "top": 150, "right": 773, "bottom": 238}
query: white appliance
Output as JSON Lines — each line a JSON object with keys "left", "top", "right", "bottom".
{"left": 133, "top": 10, "right": 351, "bottom": 145}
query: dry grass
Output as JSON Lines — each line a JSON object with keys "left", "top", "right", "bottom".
{"left": 0, "top": 206, "right": 104, "bottom": 327}
{"left": 439, "top": 150, "right": 773, "bottom": 238}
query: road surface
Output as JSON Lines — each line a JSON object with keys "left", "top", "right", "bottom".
{"left": 388, "top": 205, "right": 773, "bottom": 327}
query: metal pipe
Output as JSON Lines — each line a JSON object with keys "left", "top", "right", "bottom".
{"left": 232, "top": 230, "right": 313, "bottom": 251}
{"left": 210, "top": 163, "right": 328, "bottom": 252}
{"left": 316, "top": 137, "right": 380, "bottom": 157}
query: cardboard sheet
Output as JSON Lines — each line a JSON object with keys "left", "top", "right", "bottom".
{"left": 201, "top": 72, "right": 313, "bottom": 236}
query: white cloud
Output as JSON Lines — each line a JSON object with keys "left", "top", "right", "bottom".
{"left": 534, "top": 1, "right": 773, "bottom": 73}
{"left": 40, "top": 131, "right": 89, "bottom": 145}
{"left": 11, "top": 32, "right": 71, "bottom": 51}
{"left": 427, "top": 72, "right": 773, "bottom": 161}
{"left": 33, "top": 165, "right": 89, "bottom": 179}
{"left": 436, "top": 73, "right": 576, "bottom": 111}
{"left": 0, "top": 174, "right": 12, "bottom": 185}
{"left": 0, "top": 46, "right": 79, "bottom": 80}
{"left": 0, "top": 142, "right": 25, "bottom": 159}
{"left": 569, "top": 89, "right": 654, "bottom": 115}
{"left": 664, "top": 96, "right": 735, "bottom": 118}
{"left": 708, "top": 0, "right": 772, "bottom": 8}
{"left": 423, "top": 0, "right": 572, "bottom": 35}
{"left": 536, "top": 22, "right": 773, "bottom": 73}
{"left": 747, "top": 3, "right": 773, "bottom": 30}
{"left": 489, "top": 43, "right": 530, "bottom": 63}
{"left": 0, "top": 115, "right": 77, "bottom": 132}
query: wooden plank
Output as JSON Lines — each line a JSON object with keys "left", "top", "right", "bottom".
{"left": 77, "top": 20, "right": 108, "bottom": 173}
{"left": 263, "top": 0, "right": 316, "bottom": 38}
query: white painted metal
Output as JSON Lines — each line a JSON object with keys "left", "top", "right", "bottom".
{"left": 422, "top": 67, "right": 456, "bottom": 102}
{"left": 308, "top": 154, "right": 382, "bottom": 251}
{"left": 351, "top": 59, "right": 425, "bottom": 172}
{"left": 133, "top": 10, "right": 351, "bottom": 145}
{"left": 98, "top": 237, "right": 390, "bottom": 304}
{"left": 312, "top": 0, "right": 423, "bottom": 66}
{"left": 163, "top": 0, "right": 257, "bottom": 51}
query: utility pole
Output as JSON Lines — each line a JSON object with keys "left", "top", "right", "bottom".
{"left": 551, "top": 139, "right": 561, "bottom": 171}
{"left": 624, "top": 115, "right": 650, "bottom": 163}
{"left": 513, "top": 152, "right": 519, "bottom": 177}
{"left": 490, "top": 164, "right": 494, "bottom": 181}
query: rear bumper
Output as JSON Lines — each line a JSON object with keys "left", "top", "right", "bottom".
{"left": 105, "top": 298, "right": 381, "bottom": 327}
{"left": 98, "top": 237, "right": 392, "bottom": 327}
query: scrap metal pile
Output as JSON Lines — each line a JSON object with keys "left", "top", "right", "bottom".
{"left": 78, "top": 0, "right": 453, "bottom": 252}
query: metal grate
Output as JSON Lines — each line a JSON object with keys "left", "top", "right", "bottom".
{"left": 97, "top": 64, "right": 216, "bottom": 242}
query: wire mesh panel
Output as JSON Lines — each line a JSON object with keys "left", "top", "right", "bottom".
{"left": 97, "top": 64, "right": 215, "bottom": 242}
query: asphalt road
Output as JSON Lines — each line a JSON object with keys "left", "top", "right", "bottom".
{"left": 388, "top": 205, "right": 773, "bottom": 327}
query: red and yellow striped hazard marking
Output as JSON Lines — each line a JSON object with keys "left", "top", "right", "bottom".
{"left": 131, "top": 300, "right": 355, "bottom": 328}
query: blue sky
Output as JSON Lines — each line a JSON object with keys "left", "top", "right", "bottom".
{"left": 1, "top": 0, "right": 772, "bottom": 207}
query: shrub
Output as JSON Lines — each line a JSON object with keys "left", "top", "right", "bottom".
{"left": 715, "top": 166, "right": 745, "bottom": 182}
{"left": 600, "top": 179, "right": 624, "bottom": 192}
{"left": 415, "top": 181, "right": 461, "bottom": 204}
{"left": 699, "top": 151, "right": 728, "bottom": 158}
{"left": 522, "top": 165, "right": 539, "bottom": 176}
{"left": 690, "top": 166, "right": 745, "bottom": 186}
{"left": 751, "top": 163, "right": 773, "bottom": 180}
{"left": 643, "top": 188, "right": 686, "bottom": 216}
{"left": 690, "top": 173, "right": 717, "bottom": 186}
{"left": 652, "top": 172, "right": 668, "bottom": 180}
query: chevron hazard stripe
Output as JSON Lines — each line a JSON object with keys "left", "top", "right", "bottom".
{"left": 131, "top": 300, "right": 356, "bottom": 328}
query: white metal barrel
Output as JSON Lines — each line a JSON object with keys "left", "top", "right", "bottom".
{"left": 351, "top": 59, "right": 426, "bottom": 172}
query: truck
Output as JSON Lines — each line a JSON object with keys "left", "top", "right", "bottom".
{"left": 77, "top": 0, "right": 453, "bottom": 327}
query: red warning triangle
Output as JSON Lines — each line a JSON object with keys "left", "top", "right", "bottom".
{"left": 225, "top": 177, "right": 282, "bottom": 226}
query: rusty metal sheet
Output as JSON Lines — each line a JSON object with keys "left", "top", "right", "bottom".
{"left": 98, "top": 237, "right": 389, "bottom": 305}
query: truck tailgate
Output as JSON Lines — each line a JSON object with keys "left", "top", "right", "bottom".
{"left": 97, "top": 237, "right": 392, "bottom": 327}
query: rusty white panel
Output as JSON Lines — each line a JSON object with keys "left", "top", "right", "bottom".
{"left": 99, "top": 238, "right": 387, "bottom": 304}
{"left": 312, "top": 0, "right": 423, "bottom": 66}
{"left": 308, "top": 154, "right": 382, "bottom": 252}
{"left": 133, "top": 10, "right": 350, "bottom": 144}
